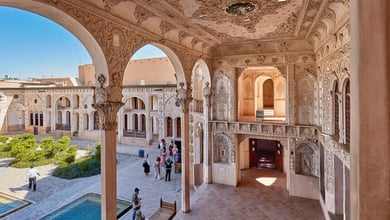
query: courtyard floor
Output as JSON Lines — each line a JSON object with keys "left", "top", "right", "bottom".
{"left": 0, "top": 138, "right": 324, "bottom": 220}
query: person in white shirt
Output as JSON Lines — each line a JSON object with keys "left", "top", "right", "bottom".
{"left": 27, "top": 165, "right": 40, "bottom": 191}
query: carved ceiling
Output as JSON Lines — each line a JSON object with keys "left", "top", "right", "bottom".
{"left": 85, "top": 0, "right": 348, "bottom": 51}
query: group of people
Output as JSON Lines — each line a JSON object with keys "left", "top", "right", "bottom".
{"left": 135, "top": 139, "right": 180, "bottom": 220}
{"left": 142, "top": 139, "right": 178, "bottom": 182}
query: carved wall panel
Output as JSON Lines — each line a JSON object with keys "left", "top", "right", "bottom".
{"left": 213, "top": 133, "right": 233, "bottom": 164}
{"left": 213, "top": 72, "right": 231, "bottom": 121}
{"left": 295, "top": 65, "right": 316, "bottom": 125}
{"left": 295, "top": 140, "right": 319, "bottom": 177}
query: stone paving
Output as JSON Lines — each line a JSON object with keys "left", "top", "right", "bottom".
{"left": 1, "top": 137, "right": 325, "bottom": 220}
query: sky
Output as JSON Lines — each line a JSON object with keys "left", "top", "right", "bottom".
{"left": 0, "top": 6, "right": 166, "bottom": 79}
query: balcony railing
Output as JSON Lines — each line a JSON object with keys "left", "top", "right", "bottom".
{"left": 56, "top": 123, "right": 71, "bottom": 131}
{"left": 123, "top": 129, "right": 146, "bottom": 138}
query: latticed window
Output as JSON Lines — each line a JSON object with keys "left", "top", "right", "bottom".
{"left": 334, "top": 82, "right": 340, "bottom": 139}
{"left": 345, "top": 81, "right": 350, "bottom": 150}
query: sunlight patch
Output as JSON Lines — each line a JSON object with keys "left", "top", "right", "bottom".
{"left": 256, "top": 177, "right": 277, "bottom": 186}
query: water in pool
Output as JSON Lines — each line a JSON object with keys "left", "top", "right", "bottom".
{"left": 0, "top": 192, "right": 31, "bottom": 218}
{"left": 40, "top": 193, "right": 131, "bottom": 220}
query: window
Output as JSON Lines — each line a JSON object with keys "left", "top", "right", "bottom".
{"left": 334, "top": 82, "right": 340, "bottom": 139}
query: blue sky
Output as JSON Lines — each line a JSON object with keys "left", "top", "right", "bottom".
{"left": 0, "top": 6, "right": 166, "bottom": 79}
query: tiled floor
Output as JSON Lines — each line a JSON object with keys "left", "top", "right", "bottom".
{"left": 176, "top": 168, "right": 325, "bottom": 220}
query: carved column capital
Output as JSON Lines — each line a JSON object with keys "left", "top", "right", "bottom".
{"left": 92, "top": 102, "right": 123, "bottom": 130}
{"left": 176, "top": 82, "right": 192, "bottom": 113}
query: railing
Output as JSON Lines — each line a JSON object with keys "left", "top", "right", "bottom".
{"left": 56, "top": 123, "right": 71, "bottom": 131}
{"left": 123, "top": 129, "right": 146, "bottom": 138}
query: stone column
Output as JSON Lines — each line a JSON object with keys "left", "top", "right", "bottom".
{"left": 176, "top": 82, "right": 192, "bottom": 213}
{"left": 93, "top": 102, "right": 123, "bottom": 220}
{"left": 203, "top": 82, "right": 212, "bottom": 183}
{"left": 351, "top": 1, "right": 390, "bottom": 220}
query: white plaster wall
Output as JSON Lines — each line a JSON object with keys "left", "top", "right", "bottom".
{"left": 212, "top": 163, "right": 237, "bottom": 186}
{"left": 289, "top": 173, "right": 319, "bottom": 200}
{"left": 239, "top": 139, "right": 250, "bottom": 169}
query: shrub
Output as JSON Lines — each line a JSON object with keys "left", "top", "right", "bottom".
{"left": 0, "top": 135, "right": 8, "bottom": 144}
{"left": 94, "top": 142, "right": 101, "bottom": 161}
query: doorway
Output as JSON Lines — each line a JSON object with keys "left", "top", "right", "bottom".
{"left": 249, "top": 138, "right": 283, "bottom": 172}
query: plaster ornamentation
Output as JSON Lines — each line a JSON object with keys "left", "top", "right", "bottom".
{"left": 287, "top": 126, "right": 298, "bottom": 137}
{"left": 93, "top": 102, "right": 123, "bottom": 131}
{"left": 325, "top": 149, "right": 335, "bottom": 193}
{"left": 295, "top": 140, "right": 319, "bottom": 177}
{"left": 176, "top": 82, "right": 191, "bottom": 113}
{"left": 214, "top": 74, "right": 230, "bottom": 121}
{"left": 266, "top": 12, "right": 299, "bottom": 39}
{"left": 102, "top": 0, "right": 125, "bottom": 11}
{"left": 285, "top": 55, "right": 299, "bottom": 64}
{"left": 178, "top": 31, "right": 188, "bottom": 43}
{"left": 134, "top": 5, "right": 154, "bottom": 25}
{"left": 274, "top": 126, "right": 284, "bottom": 135}
{"left": 94, "top": 74, "right": 108, "bottom": 104}
{"left": 160, "top": 20, "right": 175, "bottom": 36}
{"left": 214, "top": 133, "right": 231, "bottom": 164}
{"left": 257, "top": 55, "right": 266, "bottom": 64}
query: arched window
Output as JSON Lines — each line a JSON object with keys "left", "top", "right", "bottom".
{"left": 263, "top": 79, "right": 274, "bottom": 108}
{"left": 134, "top": 114, "right": 139, "bottom": 131}
{"left": 344, "top": 80, "right": 350, "bottom": 151}
{"left": 141, "top": 114, "right": 146, "bottom": 131}
{"left": 124, "top": 114, "right": 128, "bottom": 130}
{"left": 35, "top": 113, "right": 39, "bottom": 126}
{"left": 167, "top": 117, "right": 172, "bottom": 137}
{"left": 66, "top": 111, "right": 71, "bottom": 125}
{"left": 334, "top": 82, "right": 340, "bottom": 140}
{"left": 39, "top": 113, "right": 43, "bottom": 126}
{"left": 139, "top": 99, "right": 145, "bottom": 110}
{"left": 30, "top": 113, "right": 34, "bottom": 125}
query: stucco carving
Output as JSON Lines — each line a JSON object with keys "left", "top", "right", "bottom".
{"left": 214, "top": 133, "right": 231, "bottom": 164}
{"left": 295, "top": 140, "right": 319, "bottom": 177}
{"left": 93, "top": 102, "right": 123, "bottom": 131}
{"left": 214, "top": 72, "right": 231, "bottom": 121}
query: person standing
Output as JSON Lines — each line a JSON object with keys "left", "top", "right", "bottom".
{"left": 161, "top": 148, "right": 167, "bottom": 167}
{"left": 142, "top": 159, "right": 150, "bottom": 176}
{"left": 165, "top": 157, "right": 173, "bottom": 181}
{"left": 26, "top": 165, "right": 40, "bottom": 192}
{"left": 172, "top": 144, "right": 178, "bottom": 162}
{"left": 132, "top": 187, "right": 142, "bottom": 220}
{"left": 159, "top": 139, "right": 166, "bottom": 155}
{"left": 154, "top": 157, "right": 161, "bottom": 179}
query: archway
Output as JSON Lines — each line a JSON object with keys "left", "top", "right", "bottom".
{"left": 0, "top": 1, "right": 108, "bottom": 82}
